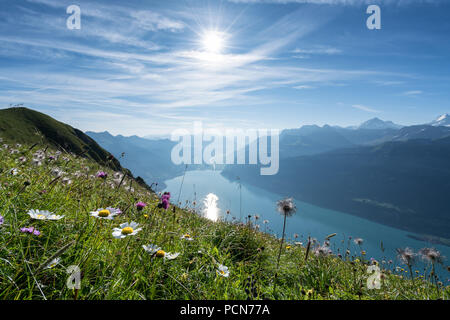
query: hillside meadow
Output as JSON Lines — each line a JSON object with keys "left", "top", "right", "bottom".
{"left": 0, "top": 138, "right": 448, "bottom": 300}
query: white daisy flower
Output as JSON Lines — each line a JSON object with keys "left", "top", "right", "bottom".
{"left": 142, "top": 244, "right": 161, "bottom": 254}
{"left": 113, "top": 172, "right": 124, "bottom": 180}
{"left": 142, "top": 244, "right": 180, "bottom": 260}
{"left": 27, "top": 209, "right": 64, "bottom": 221}
{"left": 217, "top": 264, "right": 230, "bottom": 277}
{"left": 51, "top": 168, "right": 64, "bottom": 177}
{"left": 112, "top": 221, "right": 141, "bottom": 239}
{"left": 181, "top": 233, "right": 194, "bottom": 241}
{"left": 32, "top": 158, "right": 42, "bottom": 166}
{"left": 61, "top": 177, "right": 72, "bottom": 185}
{"left": 90, "top": 207, "right": 121, "bottom": 220}
{"left": 10, "top": 168, "right": 19, "bottom": 175}
{"left": 45, "top": 258, "right": 61, "bottom": 269}
{"left": 73, "top": 171, "right": 83, "bottom": 178}
{"left": 165, "top": 252, "right": 180, "bottom": 260}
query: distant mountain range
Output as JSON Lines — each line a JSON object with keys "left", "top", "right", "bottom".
{"left": 278, "top": 116, "right": 450, "bottom": 158}
{"left": 85, "top": 114, "right": 450, "bottom": 189}
{"left": 86, "top": 131, "right": 184, "bottom": 188}
{"left": 222, "top": 115, "right": 450, "bottom": 239}
{"left": 279, "top": 123, "right": 399, "bottom": 158}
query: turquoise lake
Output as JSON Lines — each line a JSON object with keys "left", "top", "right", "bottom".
{"left": 163, "top": 170, "right": 449, "bottom": 280}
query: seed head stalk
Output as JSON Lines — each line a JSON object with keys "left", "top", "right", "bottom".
{"left": 273, "top": 198, "right": 296, "bottom": 296}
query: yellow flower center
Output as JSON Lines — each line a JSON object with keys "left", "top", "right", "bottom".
{"left": 156, "top": 250, "right": 166, "bottom": 258}
{"left": 219, "top": 270, "right": 225, "bottom": 275}
{"left": 98, "top": 209, "right": 110, "bottom": 217}
{"left": 286, "top": 246, "right": 291, "bottom": 250}
{"left": 184, "top": 234, "right": 191, "bottom": 238}
{"left": 121, "top": 227, "right": 133, "bottom": 235}
{"left": 37, "top": 214, "right": 45, "bottom": 219}
{"left": 144, "top": 214, "right": 149, "bottom": 219}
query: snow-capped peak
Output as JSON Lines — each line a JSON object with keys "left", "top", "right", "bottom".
{"left": 430, "top": 113, "right": 450, "bottom": 127}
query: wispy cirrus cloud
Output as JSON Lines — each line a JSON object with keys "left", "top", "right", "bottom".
{"left": 294, "top": 85, "right": 316, "bottom": 89}
{"left": 0, "top": 3, "right": 387, "bottom": 110}
{"left": 130, "top": 10, "right": 185, "bottom": 32}
{"left": 351, "top": 104, "right": 380, "bottom": 113}
{"left": 292, "top": 46, "right": 342, "bottom": 59}
{"left": 1, "top": 0, "right": 438, "bottom": 135}
{"left": 402, "top": 90, "right": 423, "bottom": 96}
{"left": 293, "top": 47, "right": 342, "bottom": 55}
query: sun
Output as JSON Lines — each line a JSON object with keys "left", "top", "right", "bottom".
{"left": 201, "top": 30, "right": 226, "bottom": 53}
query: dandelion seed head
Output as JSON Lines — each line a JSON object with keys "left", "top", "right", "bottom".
{"left": 396, "top": 247, "right": 416, "bottom": 266}
{"left": 419, "top": 248, "right": 445, "bottom": 264}
{"left": 314, "top": 244, "right": 332, "bottom": 257}
{"left": 276, "top": 197, "right": 297, "bottom": 217}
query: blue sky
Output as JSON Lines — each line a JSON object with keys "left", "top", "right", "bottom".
{"left": 0, "top": 0, "right": 449, "bottom": 136}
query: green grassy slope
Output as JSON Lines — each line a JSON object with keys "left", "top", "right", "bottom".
{"left": 0, "top": 138, "right": 448, "bottom": 300}
{"left": 0, "top": 107, "right": 122, "bottom": 171}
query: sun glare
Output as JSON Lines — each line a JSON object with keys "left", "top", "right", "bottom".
{"left": 203, "top": 193, "right": 220, "bottom": 222}
{"left": 201, "top": 30, "right": 225, "bottom": 53}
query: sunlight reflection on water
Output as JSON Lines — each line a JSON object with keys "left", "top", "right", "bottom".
{"left": 203, "top": 193, "right": 220, "bottom": 222}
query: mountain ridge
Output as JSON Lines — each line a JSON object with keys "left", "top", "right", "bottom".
{"left": 358, "top": 117, "right": 403, "bottom": 130}
{"left": 430, "top": 113, "right": 450, "bottom": 127}
{"left": 0, "top": 107, "right": 124, "bottom": 171}
{"left": 0, "top": 107, "right": 155, "bottom": 190}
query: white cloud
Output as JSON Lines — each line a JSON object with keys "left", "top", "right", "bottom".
{"left": 293, "top": 47, "right": 342, "bottom": 55}
{"left": 293, "top": 85, "right": 315, "bottom": 89}
{"left": 373, "top": 80, "right": 405, "bottom": 86}
{"left": 351, "top": 104, "right": 380, "bottom": 113}
{"left": 130, "top": 11, "right": 184, "bottom": 32}
{"left": 403, "top": 90, "right": 423, "bottom": 96}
